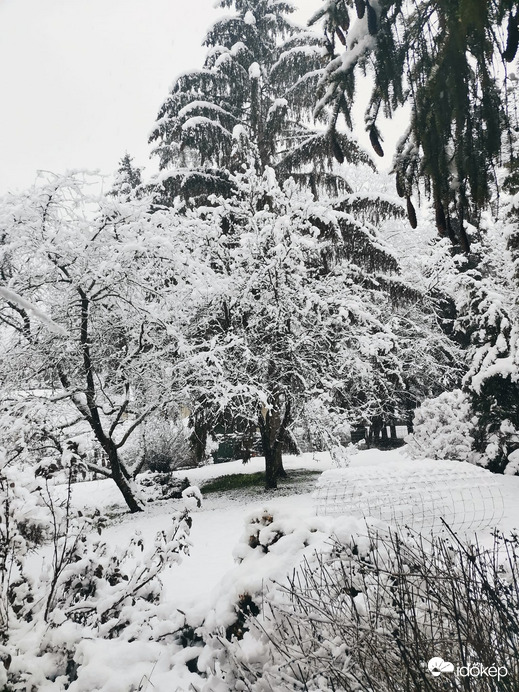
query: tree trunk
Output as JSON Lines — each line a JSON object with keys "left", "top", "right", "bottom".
{"left": 104, "top": 439, "right": 143, "bottom": 513}
{"left": 240, "top": 421, "right": 257, "bottom": 464}
{"left": 263, "top": 444, "right": 278, "bottom": 490}
{"left": 275, "top": 445, "right": 287, "bottom": 478}
{"left": 371, "top": 416, "right": 382, "bottom": 444}
{"left": 189, "top": 412, "right": 208, "bottom": 465}
{"left": 258, "top": 391, "right": 291, "bottom": 490}
{"left": 62, "top": 289, "right": 144, "bottom": 514}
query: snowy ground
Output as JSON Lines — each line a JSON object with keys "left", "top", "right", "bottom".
{"left": 21, "top": 447, "right": 519, "bottom": 691}
{"left": 64, "top": 447, "right": 519, "bottom": 624}
{"left": 66, "top": 453, "right": 332, "bottom": 620}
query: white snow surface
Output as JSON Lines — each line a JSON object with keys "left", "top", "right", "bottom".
{"left": 248, "top": 61, "right": 261, "bottom": 79}
{"left": 41, "top": 448, "right": 519, "bottom": 690}
{"left": 68, "top": 449, "right": 519, "bottom": 611}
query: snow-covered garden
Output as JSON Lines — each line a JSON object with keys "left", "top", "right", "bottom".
{"left": 2, "top": 448, "right": 519, "bottom": 690}
{"left": 3, "top": 0, "right": 519, "bottom": 688}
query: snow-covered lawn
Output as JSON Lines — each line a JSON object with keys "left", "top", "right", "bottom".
{"left": 15, "top": 447, "right": 519, "bottom": 691}
{"left": 65, "top": 447, "right": 519, "bottom": 622}
{"left": 65, "top": 453, "right": 330, "bottom": 617}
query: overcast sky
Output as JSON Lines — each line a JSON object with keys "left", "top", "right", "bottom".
{"left": 0, "top": 0, "right": 322, "bottom": 194}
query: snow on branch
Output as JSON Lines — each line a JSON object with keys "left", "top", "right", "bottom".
{"left": 0, "top": 286, "right": 67, "bottom": 335}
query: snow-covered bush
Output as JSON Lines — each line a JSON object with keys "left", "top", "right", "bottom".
{"left": 138, "top": 472, "right": 191, "bottom": 502}
{"left": 128, "top": 415, "right": 197, "bottom": 474}
{"left": 198, "top": 516, "right": 519, "bottom": 691}
{"left": 0, "top": 449, "right": 52, "bottom": 658}
{"left": 0, "top": 452, "right": 194, "bottom": 690}
{"left": 406, "top": 389, "right": 482, "bottom": 463}
{"left": 184, "top": 507, "right": 334, "bottom": 688}
{"left": 297, "top": 398, "right": 352, "bottom": 453}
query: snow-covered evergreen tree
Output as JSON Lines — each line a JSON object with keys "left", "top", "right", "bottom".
{"left": 310, "top": 0, "right": 514, "bottom": 252}
{"left": 458, "top": 219, "right": 519, "bottom": 472}
{"left": 149, "top": 0, "right": 372, "bottom": 204}
{"left": 109, "top": 153, "right": 144, "bottom": 199}
{"left": 307, "top": 0, "right": 519, "bottom": 473}
{"left": 409, "top": 221, "right": 519, "bottom": 473}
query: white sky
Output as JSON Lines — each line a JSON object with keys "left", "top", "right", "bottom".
{"left": 0, "top": 0, "right": 321, "bottom": 194}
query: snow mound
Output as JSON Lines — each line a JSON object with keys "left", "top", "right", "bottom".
{"left": 314, "top": 459, "right": 504, "bottom": 534}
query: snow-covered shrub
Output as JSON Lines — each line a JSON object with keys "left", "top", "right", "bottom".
{"left": 185, "top": 510, "right": 369, "bottom": 690}
{"left": 181, "top": 485, "right": 203, "bottom": 512}
{"left": 202, "top": 521, "right": 519, "bottom": 691}
{"left": 187, "top": 507, "right": 333, "bottom": 684}
{"left": 0, "top": 401, "right": 97, "bottom": 487}
{"left": 0, "top": 452, "right": 194, "bottom": 690}
{"left": 406, "top": 389, "right": 482, "bottom": 463}
{"left": 122, "top": 416, "right": 194, "bottom": 476}
{"left": 297, "top": 399, "right": 351, "bottom": 453}
{"left": 140, "top": 416, "right": 198, "bottom": 473}
{"left": 45, "top": 510, "right": 191, "bottom": 633}
{"left": 0, "top": 449, "right": 52, "bottom": 656}
{"left": 138, "top": 472, "right": 191, "bottom": 502}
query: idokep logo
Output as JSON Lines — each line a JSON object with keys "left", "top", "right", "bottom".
{"left": 427, "top": 657, "right": 508, "bottom": 681}
{"left": 428, "top": 657, "right": 454, "bottom": 677}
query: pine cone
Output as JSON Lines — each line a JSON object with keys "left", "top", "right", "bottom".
{"left": 366, "top": 1, "right": 378, "bottom": 35}
{"left": 406, "top": 196, "right": 417, "bottom": 229}
{"left": 434, "top": 198, "right": 447, "bottom": 236}
{"left": 339, "top": 11, "right": 350, "bottom": 32}
{"left": 331, "top": 133, "right": 345, "bottom": 163}
{"left": 395, "top": 174, "right": 405, "bottom": 198}
{"left": 354, "top": 0, "right": 365, "bottom": 20}
{"left": 336, "top": 26, "right": 347, "bottom": 46}
{"left": 369, "top": 128, "right": 384, "bottom": 157}
{"left": 503, "top": 12, "right": 519, "bottom": 63}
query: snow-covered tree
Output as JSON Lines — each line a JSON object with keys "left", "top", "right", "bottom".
{"left": 109, "top": 152, "right": 144, "bottom": 199}
{"left": 307, "top": 1, "right": 519, "bottom": 471}
{"left": 456, "top": 235, "right": 519, "bottom": 472}
{"left": 310, "top": 0, "right": 515, "bottom": 251}
{"left": 0, "top": 173, "right": 204, "bottom": 511}
{"left": 175, "top": 168, "right": 455, "bottom": 487}
{"left": 408, "top": 221, "right": 519, "bottom": 473}
{"left": 149, "top": 0, "right": 372, "bottom": 204}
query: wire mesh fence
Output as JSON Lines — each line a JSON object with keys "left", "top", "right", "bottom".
{"left": 313, "top": 459, "right": 504, "bottom": 534}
